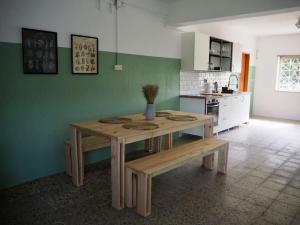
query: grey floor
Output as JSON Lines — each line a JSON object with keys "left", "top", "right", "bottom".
{"left": 1, "top": 117, "right": 300, "bottom": 225}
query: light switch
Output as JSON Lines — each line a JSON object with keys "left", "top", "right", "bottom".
{"left": 114, "top": 64, "right": 123, "bottom": 71}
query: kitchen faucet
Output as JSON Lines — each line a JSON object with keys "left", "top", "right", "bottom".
{"left": 228, "top": 74, "right": 239, "bottom": 91}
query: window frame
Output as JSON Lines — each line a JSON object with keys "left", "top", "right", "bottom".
{"left": 276, "top": 55, "right": 300, "bottom": 93}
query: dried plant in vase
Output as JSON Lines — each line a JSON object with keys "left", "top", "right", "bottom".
{"left": 142, "top": 84, "right": 159, "bottom": 120}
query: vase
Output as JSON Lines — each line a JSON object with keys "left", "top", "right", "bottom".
{"left": 144, "top": 104, "right": 155, "bottom": 120}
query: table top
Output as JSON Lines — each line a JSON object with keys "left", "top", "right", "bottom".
{"left": 71, "top": 110, "right": 212, "bottom": 144}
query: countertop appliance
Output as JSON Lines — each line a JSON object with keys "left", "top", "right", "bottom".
{"left": 213, "top": 82, "right": 218, "bottom": 93}
{"left": 200, "top": 79, "right": 212, "bottom": 94}
{"left": 221, "top": 87, "right": 234, "bottom": 94}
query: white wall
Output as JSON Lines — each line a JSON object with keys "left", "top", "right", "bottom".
{"left": 166, "top": 0, "right": 300, "bottom": 26}
{"left": 0, "top": 0, "right": 181, "bottom": 58}
{"left": 253, "top": 34, "right": 300, "bottom": 121}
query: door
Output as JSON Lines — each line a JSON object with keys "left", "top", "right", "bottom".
{"left": 239, "top": 53, "right": 250, "bottom": 92}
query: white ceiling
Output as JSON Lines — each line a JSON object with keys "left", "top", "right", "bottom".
{"left": 178, "top": 11, "right": 300, "bottom": 36}
{"left": 157, "top": 0, "right": 182, "bottom": 3}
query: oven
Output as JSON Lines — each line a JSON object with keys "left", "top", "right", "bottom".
{"left": 206, "top": 99, "right": 219, "bottom": 127}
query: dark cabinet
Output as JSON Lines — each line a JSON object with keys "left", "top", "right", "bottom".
{"left": 209, "top": 37, "right": 233, "bottom": 71}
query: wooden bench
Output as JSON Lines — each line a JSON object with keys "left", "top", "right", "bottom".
{"left": 64, "top": 135, "right": 111, "bottom": 176}
{"left": 125, "top": 137, "right": 229, "bottom": 217}
{"left": 65, "top": 134, "right": 172, "bottom": 177}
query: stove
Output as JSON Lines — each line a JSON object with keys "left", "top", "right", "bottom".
{"left": 201, "top": 94, "right": 220, "bottom": 127}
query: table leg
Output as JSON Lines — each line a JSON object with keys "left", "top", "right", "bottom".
{"left": 71, "top": 127, "right": 84, "bottom": 186}
{"left": 111, "top": 137, "right": 125, "bottom": 210}
{"left": 153, "top": 137, "right": 161, "bottom": 153}
{"left": 145, "top": 139, "right": 153, "bottom": 152}
{"left": 146, "top": 135, "right": 170, "bottom": 153}
{"left": 164, "top": 133, "right": 173, "bottom": 150}
{"left": 203, "top": 118, "right": 215, "bottom": 170}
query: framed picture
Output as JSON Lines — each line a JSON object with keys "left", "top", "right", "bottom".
{"left": 71, "top": 34, "right": 98, "bottom": 74}
{"left": 22, "top": 28, "right": 58, "bottom": 74}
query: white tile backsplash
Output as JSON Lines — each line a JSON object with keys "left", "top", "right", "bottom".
{"left": 180, "top": 71, "right": 237, "bottom": 95}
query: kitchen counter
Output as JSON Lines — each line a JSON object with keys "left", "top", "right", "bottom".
{"left": 180, "top": 92, "right": 251, "bottom": 135}
{"left": 180, "top": 92, "right": 250, "bottom": 99}
{"left": 180, "top": 95, "right": 207, "bottom": 100}
{"left": 221, "top": 92, "right": 251, "bottom": 97}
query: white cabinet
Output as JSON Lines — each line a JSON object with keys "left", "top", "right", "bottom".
{"left": 180, "top": 94, "right": 251, "bottom": 137}
{"left": 181, "top": 32, "right": 210, "bottom": 71}
{"left": 218, "top": 93, "right": 251, "bottom": 131}
{"left": 232, "top": 43, "right": 242, "bottom": 73}
{"left": 180, "top": 97, "right": 206, "bottom": 136}
{"left": 239, "top": 94, "right": 251, "bottom": 124}
{"left": 231, "top": 95, "right": 242, "bottom": 126}
{"left": 218, "top": 97, "right": 232, "bottom": 132}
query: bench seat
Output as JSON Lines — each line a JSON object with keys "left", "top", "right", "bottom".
{"left": 125, "top": 137, "right": 229, "bottom": 217}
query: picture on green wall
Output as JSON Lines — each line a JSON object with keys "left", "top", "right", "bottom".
{"left": 71, "top": 34, "right": 98, "bottom": 74}
{"left": 22, "top": 28, "right": 58, "bottom": 74}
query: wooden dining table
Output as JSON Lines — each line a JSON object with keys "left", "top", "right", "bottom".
{"left": 70, "top": 110, "right": 214, "bottom": 210}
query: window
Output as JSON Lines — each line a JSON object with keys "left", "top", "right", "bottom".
{"left": 276, "top": 56, "right": 300, "bottom": 92}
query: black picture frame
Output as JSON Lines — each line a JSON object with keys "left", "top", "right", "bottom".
{"left": 22, "top": 28, "right": 58, "bottom": 74}
{"left": 71, "top": 34, "right": 99, "bottom": 75}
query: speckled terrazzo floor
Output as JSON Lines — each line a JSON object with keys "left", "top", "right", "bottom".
{"left": 1, "top": 117, "right": 300, "bottom": 225}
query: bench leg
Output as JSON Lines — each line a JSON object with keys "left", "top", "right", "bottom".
{"left": 65, "top": 142, "right": 72, "bottom": 176}
{"left": 217, "top": 143, "right": 229, "bottom": 174}
{"left": 125, "top": 168, "right": 133, "bottom": 208}
{"left": 132, "top": 173, "right": 137, "bottom": 208}
{"left": 137, "top": 173, "right": 152, "bottom": 217}
{"left": 203, "top": 117, "right": 214, "bottom": 170}
{"left": 125, "top": 169, "right": 138, "bottom": 208}
{"left": 203, "top": 153, "right": 215, "bottom": 170}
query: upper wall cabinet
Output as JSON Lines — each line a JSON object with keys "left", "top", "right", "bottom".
{"left": 181, "top": 32, "right": 210, "bottom": 71}
{"left": 181, "top": 32, "right": 243, "bottom": 73}
{"left": 232, "top": 43, "right": 242, "bottom": 73}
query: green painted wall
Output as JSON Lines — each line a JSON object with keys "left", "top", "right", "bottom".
{"left": 0, "top": 42, "right": 181, "bottom": 189}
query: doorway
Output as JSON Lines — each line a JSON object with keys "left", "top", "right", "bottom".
{"left": 239, "top": 53, "right": 250, "bottom": 92}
